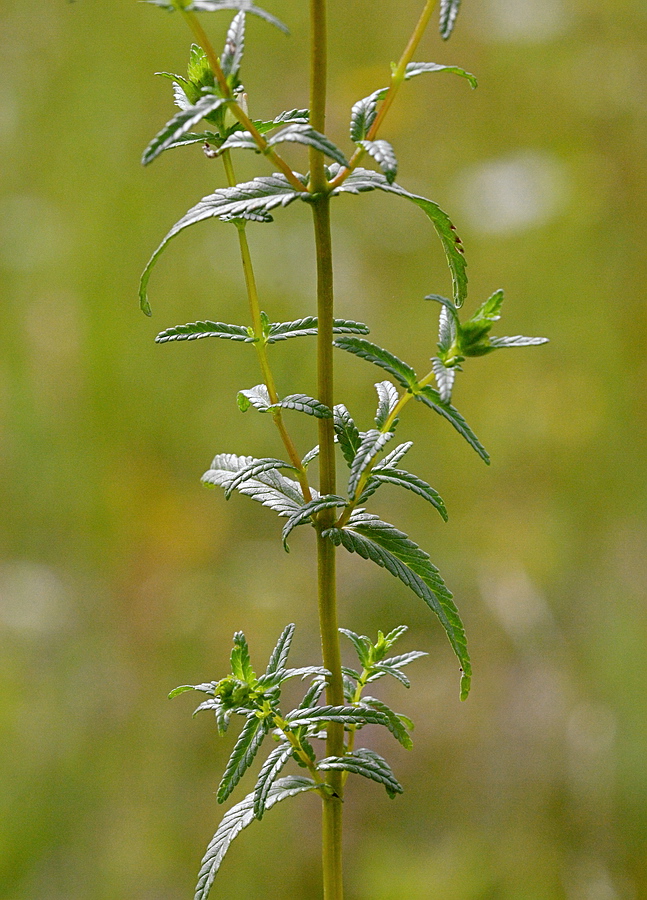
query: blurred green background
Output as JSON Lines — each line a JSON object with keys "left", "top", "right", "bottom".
{"left": 1, "top": 0, "right": 645, "bottom": 897}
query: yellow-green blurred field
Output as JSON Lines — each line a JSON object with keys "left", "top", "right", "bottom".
{"left": 1, "top": 0, "right": 646, "bottom": 897}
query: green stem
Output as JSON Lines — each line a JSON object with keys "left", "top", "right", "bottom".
{"left": 310, "top": 0, "right": 344, "bottom": 895}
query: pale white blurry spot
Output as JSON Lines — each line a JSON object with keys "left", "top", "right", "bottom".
{"left": 0, "top": 195, "right": 68, "bottom": 273}
{"left": 484, "top": 0, "right": 570, "bottom": 42}
{"left": 567, "top": 701, "right": 616, "bottom": 794}
{"left": 566, "top": 855, "right": 619, "bottom": 900}
{"left": 0, "top": 560, "right": 67, "bottom": 633}
{"left": 454, "top": 151, "right": 568, "bottom": 235}
{"left": 480, "top": 564, "right": 553, "bottom": 640}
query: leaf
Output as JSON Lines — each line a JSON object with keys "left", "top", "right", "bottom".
{"left": 217, "top": 130, "right": 259, "bottom": 154}
{"left": 265, "top": 623, "right": 295, "bottom": 676}
{"left": 348, "top": 429, "right": 393, "bottom": 497}
{"left": 223, "top": 458, "right": 294, "bottom": 499}
{"left": 155, "top": 320, "right": 253, "bottom": 343}
{"left": 317, "top": 749, "right": 403, "bottom": 797}
{"left": 330, "top": 167, "right": 468, "bottom": 307}
{"left": 282, "top": 496, "right": 347, "bottom": 551}
{"left": 166, "top": 131, "right": 222, "bottom": 149}
{"left": 139, "top": 173, "right": 308, "bottom": 315}
{"left": 366, "top": 664, "right": 411, "bottom": 688}
{"left": 349, "top": 87, "right": 388, "bottom": 142}
{"left": 253, "top": 741, "right": 293, "bottom": 819}
{"left": 325, "top": 513, "right": 471, "bottom": 700}
{"left": 230, "top": 631, "right": 255, "bottom": 683}
{"left": 195, "top": 776, "right": 316, "bottom": 900}
{"left": 489, "top": 335, "right": 549, "bottom": 348}
{"left": 358, "top": 140, "right": 398, "bottom": 184}
{"left": 266, "top": 317, "right": 369, "bottom": 343}
{"left": 142, "top": 93, "right": 227, "bottom": 166}
{"left": 439, "top": 0, "right": 462, "bottom": 40}
{"left": 333, "top": 337, "right": 417, "bottom": 390}
{"left": 339, "top": 628, "right": 373, "bottom": 667}
{"left": 188, "top": 0, "right": 289, "bottom": 34}
{"left": 271, "top": 108, "right": 310, "bottom": 126}
{"left": 374, "top": 381, "right": 400, "bottom": 429}
{"left": 375, "top": 440, "right": 413, "bottom": 470}
{"left": 431, "top": 357, "right": 457, "bottom": 403}
{"left": 362, "top": 467, "right": 448, "bottom": 521}
{"left": 298, "top": 677, "right": 327, "bottom": 709}
{"left": 202, "top": 453, "right": 307, "bottom": 517}
{"left": 437, "top": 305, "right": 457, "bottom": 355}
{"left": 237, "top": 383, "right": 271, "bottom": 412}
{"left": 220, "top": 11, "right": 245, "bottom": 78}
{"left": 382, "top": 650, "right": 428, "bottom": 669}
{"left": 415, "top": 385, "right": 490, "bottom": 464}
{"left": 267, "top": 124, "right": 349, "bottom": 167}
{"left": 285, "top": 705, "right": 391, "bottom": 729}
{"left": 360, "top": 696, "right": 414, "bottom": 748}
{"left": 272, "top": 394, "right": 333, "bottom": 419}
{"left": 187, "top": 43, "right": 214, "bottom": 89}
{"left": 333, "top": 405, "right": 362, "bottom": 467}
{"left": 302, "top": 445, "right": 319, "bottom": 468}
{"left": 217, "top": 714, "right": 268, "bottom": 803}
{"left": 404, "top": 61, "right": 477, "bottom": 89}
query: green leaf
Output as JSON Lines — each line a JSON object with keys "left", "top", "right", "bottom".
{"left": 220, "top": 11, "right": 245, "bottom": 78}
{"left": 437, "top": 305, "right": 458, "bottom": 356}
{"left": 348, "top": 429, "right": 393, "bottom": 497}
{"left": 333, "top": 405, "right": 362, "bottom": 467}
{"left": 404, "top": 61, "right": 477, "bottom": 89}
{"left": 271, "top": 108, "right": 310, "bottom": 127}
{"left": 268, "top": 124, "right": 349, "bottom": 167}
{"left": 339, "top": 628, "right": 373, "bottom": 667}
{"left": 325, "top": 513, "right": 471, "bottom": 700}
{"left": 362, "top": 467, "right": 448, "bottom": 521}
{"left": 367, "top": 663, "right": 411, "bottom": 688}
{"left": 439, "top": 0, "right": 462, "bottom": 40}
{"left": 217, "top": 130, "right": 259, "bottom": 154}
{"left": 267, "top": 316, "right": 369, "bottom": 343}
{"left": 237, "top": 383, "right": 271, "bottom": 412}
{"left": 188, "top": 0, "right": 289, "bottom": 33}
{"left": 202, "top": 453, "right": 306, "bottom": 517}
{"left": 349, "top": 87, "right": 388, "bottom": 142}
{"left": 298, "top": 678, "right": 327, "bottom": 709}
{"left": 375, "top": 441, "right": 413, "bottom": 470}
{"left": 285, "top": 705, "right": 391, "bottom": 729}
{"left": 489, "top": 335, "right": 549, "bottom": 348}
{"left": 253, "top": 741, "right": 293, "bottom": 819}
{"left": 168, "top": 683, "right": 199, "bottom": 698}
{"left": 374, "top": 381, "right": 400, "bottom": 429}
{"left": 272, "top": 394, "right": 333, "bottom": 418}
{"left": 360, "top": 696, "right": 414, "bottom": 748}
{"left": 431, "top": 357, "right": 457, "bottom": 403}
{"left": 415, "top": 385, "right": 490, "bottom": 464}
{"left": 265, "top": 623, "right": 295, "bottom": 676}
{"left": 155, "top": 320, "right": 252, "bottom": 343}
{"left": 142, "top": 93, "right": 227, "bottom": 166}
{"left": 282, "top": 496, "right": 347, "bottom": 551}
{"left": 230, "top": 631, "right": 256, "bottom": 683}
{"left": 317, "top": 749, "right": 403, "bottom": 797}
{"left": 187, "top": 43, "right": 214, "bottom": 89}
{"left": 223, "top": 458, "right": 294, "bottom": 499}
{"left": 382, "top": 650, "right": 428, "bottom": 669}
{"left": 139, "top": 173, "right": 308, "bottom": 315}
{"left": 195, "top": 776, "right": 316, "bottom": 900}
{"left": 331, "top": 167, "right": 468, "bottom": 307}
{"left": 470, "top": 288, "right": 503, "bottom": 324}
{"left": 165, "top": 130, "right": 222, "bottom": 149}
{"left": 217, "top": 714, "right": 268, "bottom": 803}
{"left": 358, "top": 139, "right": 398, "bottom": 184}
{"left": 333, "top": 337, "right": 417, "bottom": 390}
{"left": 302, "top": 445, "right": 319, "bottom": 468}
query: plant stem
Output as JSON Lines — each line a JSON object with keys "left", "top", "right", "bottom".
{"left": 310, "top": 0, "right": 344, "bottom": 895}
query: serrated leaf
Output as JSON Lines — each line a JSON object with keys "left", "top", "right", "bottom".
{"left": 471, "top": 288, "right": 503, "bottom": 324}
{"left": 220, "top": 11, "right": 245, "bottom": 78}
{"left": 272, "top": 108, "right": 310, "bottom": 126}
{"left": 187, "top": 43, "right": 214, "bottom": 88}
{"left": 330, "top": 167, "right": 468, "bottom": 307}
{"left": 282, "top": 496, "right": 347, "bottom": 551}
{"left": 382, "top": 650, "right": 428, "bottom": 669}
{"left": 169, "top": 684, "right": 199, "bottom": 698}
{"left": 265, "top": 623, "right": 295, "bottom": 676}
{"left": 348, "top": 429, "right": 393, "bottom": 497}
{"left": 358, "top": 140, "right": 398, "bottom": 184}
{"left": 339, "top": 628, "right": 373, "bottom": 667}
{"left": 349, "top": 87, "right": 388, "bottom": 142}
{"left": 317, "top": 749, "right": 403, "bottom": 797}
{"left": 325, "top": 513, "right": 470, "bottom": 700}
{"left": 374, "top": 381, "right": 400, "bottom": 429}
{"left": 155, "top": 320, "right": 252, "bottom": 343}
{"left": 188, "top": 0, "right": 289, "bottom": 33}
{"left": 375, "top": 441, "right": 413, "bottom": 470}
{"left": 202, "top": 453, "right": 307, "bottom": 517}
{"left": 362, "top": 467, "right": 448, "bottom": 521}
{"left": 231, "top": 631, "right": 255, "bottom": 682}
{"left": 271, "top": 394, "right": 332, "bottom": 418}
{"left": 360, "top": 696, "right": 414, "bottom": 749}
{"left": 415, "top": 385, "right": 489, "bottom": 464}
{"left": 142, "top": 93, "right": 227, "bottom": 166}
{"left": 166, "top": 130, "right": 222, "bottom": 149}
{"left": 252, "top": 741, "right": 292, "bottom": 819}
{"left": 217, "top": 129, "right": 260, "bottom": 154}
{"left": 404, "top": 61, "right": 477, "bottom": 89}
{"left": 217, "top": 714, "right": 268, "bottom": 803}
{"left": 431, "top": 357, "right": 457, "bottom": 403}
{"left": 267, "top": 124, "right": 349, "bottom": 167}
{"left": 224, "top": 458, "right": 294, "bottom": 499}
{"left": 285, "top": 705, "right": 391, "bottom": 729}
{"left": 302, "top": 445, "right": 319, "bottom": 468}
{"left": 266, "top": 316, "right": 369, "bottom": 343}
{"left": 139, "top": 173, "right": 308, "bottom": 315}
{"left": 439, "top": 0, "right": 461, "bottom": 40}
{"left": 333, "top": 405, "right": 362, "bottom": 467}
{"left": 488, "top": 335, "right": 549, "bottom": 348}
{"left": 438, "top": 306, "right": 457, "bottom": 355}
{"left": 195, "top": 776, "right": 316, "bottom": 900}
{"left": 298, "top": 677, "right": 327, "bottom": 709}
{"left": 333, "top": 337, "right": 417, "bottom": 389}
{"left": 367, "top": 664, "right": 411, "bottom": 688}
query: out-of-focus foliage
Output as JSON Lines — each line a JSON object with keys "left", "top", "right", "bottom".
{"left": 0, "top": 0, "right": 645, "bottom": 897}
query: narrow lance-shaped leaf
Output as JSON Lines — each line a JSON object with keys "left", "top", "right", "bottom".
{"left": 333, "top": 405, "right": 362, "bottom": 467}
{"left": 267, "top": 317, "right": 369, "bottom": 342}
{"left": 339, "top": 628, "right": 373, "bottom": 667}
{"left": 349, "top": 87, "right": 388, "bottom": 142}
{"left": 217, "top": 714, "right": 268, "bottom": 803}
{"left": 267, "top": 124, "right": 349, "bottom": 167}
{"left": 358, "top": 140, "right": 398, "bottom": 184}
{"left": 230, "top": 631, "right": 255, "bottom": 682}
{"left": 224, "top": 458, "right": 295, "bottom": 499}
{"left": 188, "top": 0, "right": 289, "bottom": 34}
{"left": 155, "top": 320, "right": 253, "bottom": 343}
{"left": 333, "top": 336, "right": 417, "bottom": 389}
{"left": 415, "top": 385, "right": 490, "bottom": 464}
{"left": 348, "top": 429, "right": 393, "bottom": 497}
{"left": 271, "top": 394, "right": 332, "bottom": 418}
{"left": 195, "top": 776, "right": 316, "bottom": 900}
{"left": 405, "top": 61, "right": 477, "bottom": 89}
{"left": 439, "top": 0, "right": 462, "bottom": 40}
{"left": 282, "top": 496, "right": 347, "bottom": 551}
{"left": 252, "top": 741, "right": 293, "bottom": 819}
{"left": 360, "top": 696, "right": 414, "bottom": 748}
{"left": 431, "top": 357, "right": 457, "bottom": 403}
{"left": 362, "top": 467, "right": 448, "bottom": 521}
{"left": 374, "top": 380, "right": 400, "bottom": 429}
{"left": 317, "top": 749, "right": 403, "bottom": 797}
{"left": 220, "top": 11, "right": 245, "bottom": 78}
{"left": 265, "top": 623, "right": 295, "bottom": 676}
{"left": 142, "top": 93, "right": 228, "bottom": 166}
{"left": 202, "top": 454, "right": 307, "bottom": 518}
{"left": 285, "top": 705, "right": 392, "bottom": 729}
{"left": 489, "top": 335, "right": 549, "bottom": 348}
